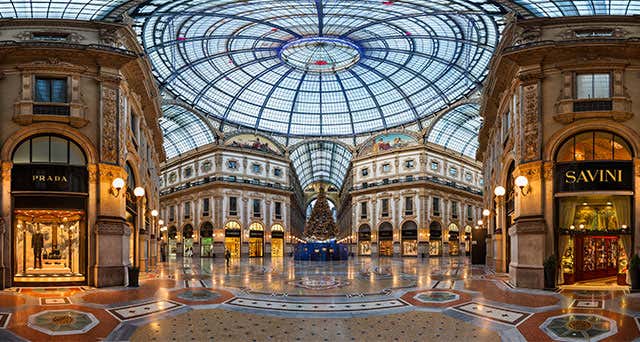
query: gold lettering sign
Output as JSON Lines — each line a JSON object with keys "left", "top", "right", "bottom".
{"left": 32, "top": 175, "right": 69, "bottom": 183}
{"left": 564, "top": 169, "right": 623, "bottom": 184}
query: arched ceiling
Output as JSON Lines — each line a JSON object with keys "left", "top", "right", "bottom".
{"left": 289, "top": 140, "right": 352, "bottom": 190}
{"left": 427, "top": 103, "right": 482, "bottom": 158}
{"left": 159, "top": 104, "right": 215, "bottom": 159}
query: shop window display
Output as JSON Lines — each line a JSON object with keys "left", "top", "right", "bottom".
{"left": 14, "top": 209, "right": 84, "bottom": 282}
{"left": 224, "top": 221, "right": 241, "bottom": 258}
{"left": 270, "top": 224, "right": 284, "bottom": 257}
{"left": 249, "top": 222, "right": 264, "bottom": 257}
{"left": 358, "top": 224, "right": 371, "bottom": 256}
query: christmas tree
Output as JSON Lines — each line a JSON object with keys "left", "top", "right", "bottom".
{"left": 304, "top": 187, "right": 338, "bottom": 240}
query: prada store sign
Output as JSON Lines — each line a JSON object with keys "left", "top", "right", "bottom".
{"left": 12, "top": 164, "right": 88, "bottom": 193}
{"left": 555, "top": 161, "right": 633, "bottom": 193}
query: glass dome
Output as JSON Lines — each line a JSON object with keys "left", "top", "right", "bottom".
{"left": 132, "top": 0, "right": 504, "bottom": 137}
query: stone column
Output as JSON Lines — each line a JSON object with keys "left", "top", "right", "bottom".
{"left": 493, "top": 196, "right": 505, "bottom": 273}
{"left": 0, "top": 161, "right": 11, "bottom": 289}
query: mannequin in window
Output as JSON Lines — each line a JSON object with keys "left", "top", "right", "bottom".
{"left": 32, "top": 227, "right": 44, "bottom": 269}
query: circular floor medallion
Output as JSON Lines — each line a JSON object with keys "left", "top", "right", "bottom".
{"left": 176, "top": 289, "right": 220, "bottom": 302}
{"left": 290, "top": 276, "right": 350, "bottom": 290}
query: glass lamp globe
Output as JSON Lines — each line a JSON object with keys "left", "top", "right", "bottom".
{"left": 493, "top": 186, "right": 506, "bottom": 197}
{"left": 112, "top": 177, "right": 125, "bottom": 190}
{"left": 482, "top": 209, "right": 491, "bottom": 217}
{"left": 151, "top": 209, "right": 159, "bottom": 217}
{"left": 133, "top": 186, "right": 145, "bottom": 197}
{"left": 477, "top": 219, "right": 483, "bottom": 226}
{"left": 515, "top": 175, "right": 529, "bottom": 188}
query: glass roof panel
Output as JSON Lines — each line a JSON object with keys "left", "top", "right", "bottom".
{"left": 0, "top": 0, "right": 128, "bottom": 20}
{"left": 159, "top": 104, "right": 215, "bottom": 160}
{"left": 132, "top": 0, "right": 504, "bottom": 138}
{"left": 290, "top": 141, "right": 352, "bottom": 189}
{"left": 427, "top": 103, "right": 483, "bottom": 159}
{"left": 512, "top": 0, "right": 640, "bottom": 16}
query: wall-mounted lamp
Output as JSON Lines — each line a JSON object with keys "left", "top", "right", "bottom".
{"left": 482, "top": 209, "right": 491, "bottom": 217}
{"left": 151, "top": 210, "right": 159, "bottom": 217}
{"left": 111, "top": 177, "right": 125, "bottom": 197}
{"left": 493, "top": 186, "right": 506, "bottom": 197}
{"left": 158, "top": 219, "right": 164, "bottom": 226}
{"left": 514, "top": 176, "right": 530, "bottom": 196}
{"left": 133, "top": 186, "right": 146, "bottom": 198}
{"left": 477, "top": 219, "right": 484, "bottom": 226}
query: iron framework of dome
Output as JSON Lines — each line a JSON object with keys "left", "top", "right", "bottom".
{"left": 159, "top": 104, "right": 216, "bottom": 159}
{"left": 131, "top": 0, "right": 505, "bottom": 137}
{"left": 428, "top": 103, "right": 483, "bottom": 158}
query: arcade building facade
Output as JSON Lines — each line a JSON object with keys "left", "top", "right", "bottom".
{"left": 0, "top": 19, "right": 164, "bottom": 289}
{"left": 479, "top": 16, "right": 640, "bottom": 289}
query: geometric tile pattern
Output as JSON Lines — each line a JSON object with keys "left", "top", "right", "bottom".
{"left": 570, "top": 299, "right": 605, "bottom": 309}
{"left": 540, "top": 314, "right": 617, "bottom": 342}
{"left": 0, "top": 313, "right": 10, "bottom": 329}
{"left": 176, "top": 289, "right": 220, "bottom": 302}
{"left": 27, "top": 310, "right": 99, "bottom": 336}
{"left": 40, "top": 297, "right": 71, "bottom": 305}
{"left": 454, "top": 302, "right": 531, "bottom": 325}
{"left": 227, "top": 298, "right": 408, "bottom": 312}
{"left": 108, "top": 300, "right": 184, "bottom": 321}
{"left": 414, "top": 291, "right": 459, "bottom": 304}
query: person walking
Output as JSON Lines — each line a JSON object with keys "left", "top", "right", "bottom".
{"left": 225, "top": 249, "right": 231, "bottom": 267}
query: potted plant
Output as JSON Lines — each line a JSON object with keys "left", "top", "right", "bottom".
{"left": 629, "top": 254, "right": 640, "bottom": 290}
{"left": 543, "top": 255, "right": 557, "bottom": 290}
{"left": 128, "top": 266, "right": 140, "bottom": 287}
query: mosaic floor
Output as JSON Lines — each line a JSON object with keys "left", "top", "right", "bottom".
{"left": 0, "top": 256, "right": 638, "bottom": 341}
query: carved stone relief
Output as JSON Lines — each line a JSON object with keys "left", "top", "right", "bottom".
{"left": 101, "top": 86, "right": 118, "bottom": 163}
{"left": 513, "top": 26, "right": 541, "bottom": 46}
{"left": 521, "top": 83, "right": 540, "bottom": 162}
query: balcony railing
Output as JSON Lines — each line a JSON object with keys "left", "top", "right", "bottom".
{"left": 350, "top": 175, "right": 482, "bottom": 196}
{"left": 160, "top": 176, "right": 292, "bottom": 196}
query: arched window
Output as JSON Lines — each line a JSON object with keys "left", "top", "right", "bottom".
{"left": 556, "top": 131, "right": 632, "bottom": 162}
{"left": 183, "top": 224, "right": 194, "bottom": 239}
{"left": 271, "top": 224, "right": 284, "bottom": 232}
{"left": 249, "top": 222, "right": 264, "bottom": 231}
{"left": 168, "top": 226, "right": 177, "bottom": 239}
{"left": 225, "top": 221, "right": 241, "bottom": 230}
{"left": 13, "top": 135, "right": 86, "bottom": 165}
{"left": 200, "top": 222, "right": 214, "bottom": 238}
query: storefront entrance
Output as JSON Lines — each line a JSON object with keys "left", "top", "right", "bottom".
{"left": 200, "top": 222, "right": 214, "bottom": 257}
{"left": 378, "top": 222, "right": 393, "bottom": 257}
{"left": 270, "top": 224, "right": 284, "bottom": 257}
{"left": 555, "top": 131, "right": 633, "bottom": 285}
{"left": 224, "top": 221, "right": 241, "bottom": 258}
{"left": 248, "top": 223, "right": 264, "bottom": 257}
{"left": 168, "top": 226, "right": 177, "bottom": 257}
{"left": 448, "top": 223, "right": 460, "bottom": 256}
{"left": 429, "top": 221, "right": 442, "bottom": 256}
{"left": 11, "top": 135, "right": 89, "bottom": 285}
{"left": 358, "top": 224, "right": 371, "bottom": 256}
{"left": 183, "top": 224, "right": 194, "bottom": 257}
{"left": 401, "top": 221, "right": 417, "bottom": 256}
